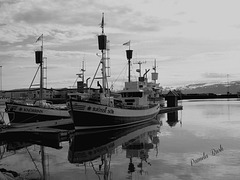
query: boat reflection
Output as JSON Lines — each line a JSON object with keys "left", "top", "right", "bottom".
{"left": 68, "top": 116, "right": 162, "bottom": 178}
{"left": 122, "top": 122, "right": 160, "bottom": 176}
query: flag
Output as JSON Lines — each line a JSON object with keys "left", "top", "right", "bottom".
{"left": 123, "top": 40, "right": 131, "bottom": 46}
{"left": 36, "top": 34, "right": 43, "bottom": 43}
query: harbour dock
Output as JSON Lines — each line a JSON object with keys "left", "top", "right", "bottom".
{"left": 0, "top": 118, "right": 74, "bottom": 150}
{"left": 159, "top": 105, "right": 183, "bottom": 114}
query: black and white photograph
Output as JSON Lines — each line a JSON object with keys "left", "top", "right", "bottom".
{"left": 0, "top": 0, "right": 240, "bottom": 179}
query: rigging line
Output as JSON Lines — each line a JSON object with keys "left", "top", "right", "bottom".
{"left": 29, "top": 66, "right": 40, "bottom": 91}
{"left": 111, "top": 63, "right": 128, "bottom": 86}
{"left": 90, "top": 161, "right": 101, "bottom": 180}
{"left": 72, "top": 76, "right": 79, "bottom": 88}
{"left": 89, "top": 60, "right": 102, "bottom": 89}
{"left": 26, "top": 146, "right": 42, "bottom": 178}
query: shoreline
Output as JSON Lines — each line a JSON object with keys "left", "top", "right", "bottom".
{"left": 172, "top": 93, "right": 239, "bottom": 100}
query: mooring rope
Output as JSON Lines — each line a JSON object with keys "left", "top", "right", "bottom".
{"left": 25, "top": 147, "right": 42, "bottom": 179}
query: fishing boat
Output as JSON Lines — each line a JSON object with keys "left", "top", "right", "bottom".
{"left": 5, "top": 100, "right": 70, "bottom": 123}
{"left": 5, "top": 35, "right": 70, "bottom": 124}
{"left": 67, "top": 14, "right": 160, "bottom": 130}
{"left": 130, "top": 59, "right": 165, "bottom": 107}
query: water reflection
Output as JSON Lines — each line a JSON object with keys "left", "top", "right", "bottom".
{"left": 68, "top": 117, "right": 162, "bottom": 178}
{"left": 166, "top": 111, "right": 182, "bottom": 127}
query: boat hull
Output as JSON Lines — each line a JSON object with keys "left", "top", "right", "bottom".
{"left": 67, "top": 100, "right": 160, "bottom": 129}
{"left": 5, "top": 102, "right": 70, "bottom": 123}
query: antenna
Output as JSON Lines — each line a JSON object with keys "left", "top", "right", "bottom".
{"left": 153, "top": 59, "right": 157, "bottom": 72}
{"left": 151, "top": 59, "right": 158, "bottom": 83}
{"left": 100, "top": 12, "right": 105, "bottom": 34}
{"left": 73, "top": 59, "right": 86, "bottom": 88}
{"left": 133, "top": 61, "right": 146, "bottom": 77}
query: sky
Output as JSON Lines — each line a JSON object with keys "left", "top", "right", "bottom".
{"left": 1, "top": 0, "right": 240, "bottom": 91}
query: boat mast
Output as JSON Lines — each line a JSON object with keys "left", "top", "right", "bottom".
{"left": 35, "top": 34, "right": 46, "bottom": 180}
{"left": 81, "top": 60, "right": 85, "bottom": 84}
{"left": 40, "top": 35, "right": 47, "bottom": 180}
{"left": 35, "top": 34, "right": 44, "bottom": 100}
{"left": 40, "top": 36, "right": 43, "bottom": 100}
{"left": 152, "top": 59, "right": 158, "bottom": 84}
{"left": 98, "top": 13, "right": 107, "bottom": 94}
{"left": 0, "top": 66, "right": 2, "bottom": 93}
{"left": 74, "top": 60, "right": 85, "bottom": 86}
{"left": 126, "top": 44, "right": 133, "bottom": 82}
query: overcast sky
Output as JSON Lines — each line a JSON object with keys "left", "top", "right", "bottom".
{"left": 1, "top": 0, "right": 240, "bottom": 91}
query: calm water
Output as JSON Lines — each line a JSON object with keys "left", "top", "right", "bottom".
{"left": 1, "top": 99, "right": 240, "bottom": 180}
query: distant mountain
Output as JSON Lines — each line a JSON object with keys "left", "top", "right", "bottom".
{"left": 164, "top": 81, "right": 240, "bottom": 94}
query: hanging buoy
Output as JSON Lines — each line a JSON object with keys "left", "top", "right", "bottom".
{"left": 35, "top": 51, "right": 43, "bottom": 64}
{"left": 98, "top": 35, "right": 107, "bottom": 50}
{"left": 126, "top": 49, "right": 133, "bottom": 60}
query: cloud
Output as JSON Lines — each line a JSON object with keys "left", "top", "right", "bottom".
{"left": 11, "top": 1, "right": 101, "bottom": 26}
{"left": 0, "top": 0, "right": 182, "bottom": 48}
{"left": 119, "top": 17, "right": 180, "bottom": 33}
{"left": 0, "top": 1, "right": 99, "bottom": 44}
{"left": 2, "top": 0, "right": 240, "bottom": 90}
{"left": 0, "top": 49, "right": 33, "bottom": 58}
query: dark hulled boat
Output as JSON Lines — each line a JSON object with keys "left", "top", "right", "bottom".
{"left": 5, "top": 100, "right": 69, "bottom": 123}
{"left": 5, "top": 35, "right": 70, "bottom": 124}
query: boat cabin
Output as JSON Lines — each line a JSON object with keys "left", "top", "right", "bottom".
{"left": 119, "top": 81, "right": 149, "bottom": 107}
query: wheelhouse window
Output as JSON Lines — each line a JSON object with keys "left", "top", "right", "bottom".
{"left": 121, "top": 92, "right": 143, "bottom": 98}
